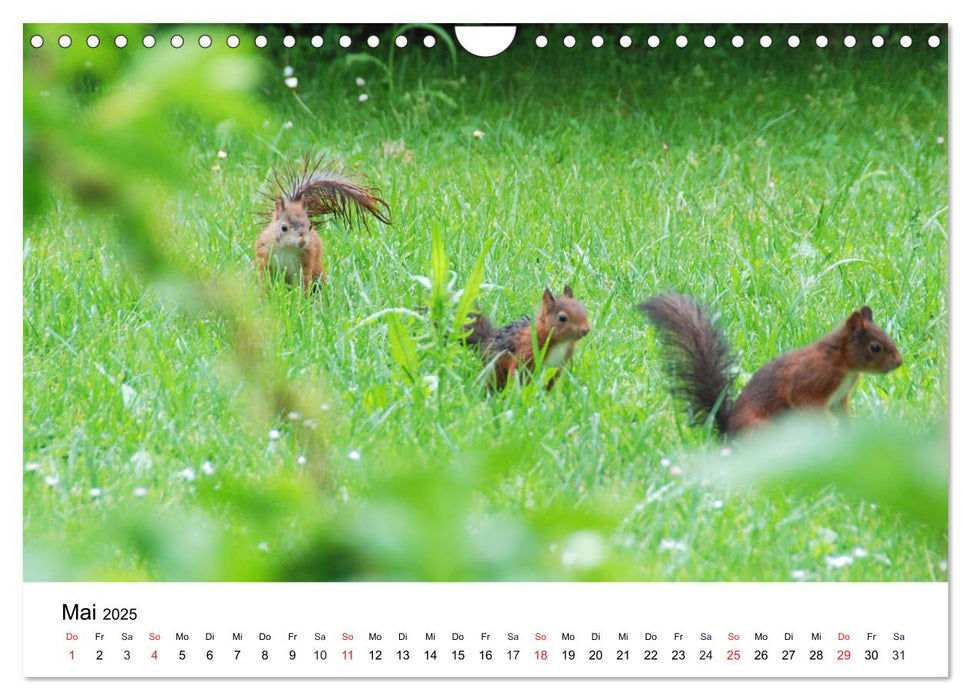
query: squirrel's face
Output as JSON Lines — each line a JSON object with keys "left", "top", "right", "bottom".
{"left": 541, "top": 286, "right": 591, "bottom": 341}
{"left": 272, "top": 197, "right": 312, "bottom": 249}
{"left": 846, "top": 306, "right": 904, "bottom": 374}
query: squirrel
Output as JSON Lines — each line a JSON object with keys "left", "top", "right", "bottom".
{"left": 639, "top": 293, "right": 904, "bottom": 435}
{"left": 463, "top": 286, "right": 591, "bottom": 391}
{"left": 254, "top": 158, "right": 391, "bottom": 291}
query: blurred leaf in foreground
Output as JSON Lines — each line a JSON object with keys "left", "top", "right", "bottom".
{"left": 698, "top": 416, "right": 947, "bottom": 533}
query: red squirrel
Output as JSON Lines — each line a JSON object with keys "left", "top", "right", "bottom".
{"left": 463, "top": 286, "right": 591, "bottom": 391}
{"left": 639, "top": 294, "right": 903, "bottom": 435}
{"left": 255, "top": 159, "right": 390, "bottom": 291}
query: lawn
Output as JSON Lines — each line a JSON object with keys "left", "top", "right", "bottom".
{"left": 23, "top": 24, "right": 948, "bottom": 582}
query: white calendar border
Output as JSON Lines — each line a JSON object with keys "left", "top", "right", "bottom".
{"left": 5, "top": 0, "right": 964, "bottom": 697}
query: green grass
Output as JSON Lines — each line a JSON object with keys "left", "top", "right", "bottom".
{"left": 23, "top": 25, "right": 948, "bottom": 582}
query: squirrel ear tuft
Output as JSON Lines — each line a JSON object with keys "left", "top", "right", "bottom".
{"left": 542, "top": 288, "right": 555, "bottom": 310}
{"left": 860, "top": 306, "right": 873, "bottom": 322}
{"left": 563, "top": 285, "right": 574, "bottom": 298}
{"left": 847, "top": 311, "right": 865, "bottom": 333}
{"left": 274, "top": 196, "right": 285, "bottom": 218}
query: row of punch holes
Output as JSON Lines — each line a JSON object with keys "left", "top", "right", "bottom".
{"left": 30, "top": 31, "right": 942, "bottom": 51}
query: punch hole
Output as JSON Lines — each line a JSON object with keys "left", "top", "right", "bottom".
{"left": 844, "top": 35, "right": 856, "bottom": 48}
{"left": 227, "top": 35, "right": 240, "bottom": 48}
{"left": 928, "top": 35, "right": 940, "bottom": 48}
{"left": 619, "top": 35, "right": 632, "bottom": 48}
{"left": 787, "top": 35, "right": 800, "bottom": 48}
{"left": 760, "top": 35, "right": 772, "bottom": 48}
{"left": 367, "top": 35, "right": 380, "bottom": 48}
{"left": 647, "top": 35, "right": 660, "bottom": 48}
{"left": 535, "top": 35, "right": 548, "bottom": 48}
{"left": 900, "top": 35, "right": 912, "bottom": 48}
{"left": 455, "top": 26, "right": 516, "bottom": 56}
{"left": 394, "top": 35, "right": 407, "bottom": 48}
{"left": 675, "top": 35, "right": 687, "bottom": 48}
{"left": 339, "top": 35, "right": 351, "bottom": 48}
{"left": 143, "top": 35, "right": 156, "bottom": 48}
{"left": 283, "top": 35, "right": 296, "bottom": 48}
{"left": 424, "top": 35, "right": 436, "bottom": 48}
{"left": 591, "top": 35, "right": 604, "bottom": 48}
{"left": 58, "top": 35, "right": 71, "bottom": 48}
{"left": 171, "top": 35, "right": 184, "bottom": 49}
{"left": 114, "top": 35, "right": 128, "bottom": 48}
{"left": 86, "top": 35, "right": 99, "bottom": 48}
{"left": 815, "top": 35, "right": 828, "bottom": 48}
{"left": 732, "top": 36, "right": 744, "bottom": 48}
{"left": 872, "top": 35, "right": 885, "bottom": 48}
{"left": 563, "top": 35, "right": 576, "bottom": 48}
{"left": 704, "top": 35, "right": 716, "bottom": 48}
{"left": 30, "top": 35, "right": 43, "bottom": 48}
{"left": 199, "top": 35, "right": 212, "bottom": 48}
{"left": 255, "top": 35, "right": 268, "bottom": 48}
{"left": 311, "top": 35, "right": 324, "bottom": 48}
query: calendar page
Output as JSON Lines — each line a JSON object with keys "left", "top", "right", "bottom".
{"left": 19, "top": 10, "right": 952, "bottom": 688}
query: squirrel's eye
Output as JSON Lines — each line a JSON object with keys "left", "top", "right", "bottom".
{"left": 869, "top": 342, "right": 882, "bottom": 354}
{"left": 281, "top": 224, "right": 288, "bottom": 232}
{"left": 558, "top": 313, "right": 568, "bottom": 323}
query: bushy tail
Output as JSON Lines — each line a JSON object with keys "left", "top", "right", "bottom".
{"left": 461, "top": 311, "right": 496, "bottom": 350}
{"left": 638, "top": 294, "right": 736, "bottom": 435}
{"left": 272, "top": 156, "right": 392, "bottom": 228}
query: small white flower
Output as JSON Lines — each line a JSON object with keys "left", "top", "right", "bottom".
{"left": 355, "top": 76, "right": 366, "bottom": 86}
{"left": 790, "top": 569, "right": 807, "bottom": 579}
{"left": 257, "top": 541, "right": 269, "bottom": 552}
{"left": 320, "top": 403, "right": 330, "bottom": 411}
{"left": 297, "top": 455, "right": 307, "bottom": 466}
{"left": 179, "top": 468, "right": 196, "bottom": 482}
{"left": 288, "top": 411, "right": 301, "bottom": 421}
{"left": 824, "top": 554, "right": 854, "bottom": 569}
{"left": 283, "top": 65, "right": 295, "bottom": 77}
{"left": 303, "top": 419, "right": 318, "bottom": 430}
{"left": 348, "top": 450, "right": 361, "bottom": 461}
{"left": 285, "top": 76, "right": 299, "bottom": 89}
{"left": 669, "top": 466, "right": 682, "bottom": 477}
{"left": 201, "top": 461, "right": 215, "bottom": 476}
{"left": 423, "top": 375, "right": 440, "bottom": 393}
{"left": 472, "top": 129, "right": 484, "bottom": 140}
{"left": 44, "top": 475, "right": 59, "bottom": 487}
{"left": 660, "top": 458, "right": 671, "bottom": 468}
{"left": 852, "top": 547, "right": 868, "bottom": 558}
{"left": 133, "top": 487, "right": 148, "bottom": 498}
{"left": 712, "top": 499, "right": 724, "bottom": 510}
{"left": 937, "top": 136, "right": 945, "bottom": 144}
{"left": 89, "top": 488, "right": 102, "bottom": 498}
{"left": 660, "top": 538, "right": 688, "bottom": 552}
{"left": 25, "top": 462, "right": 40, "bottom": 473}
{"left": 269, "top": 429, "right": 282, "bottom": 440}
{"left": 358, "top": 93, "right": 369, "bottom": 103}
{"left": 283, "top": 120, "right": 294, "bottom": 129}
{"left": 870, "top": 503, "right": 877, "bottom": 511}
{"left": 217, "top": 149, "right": 227, "bottom": 159}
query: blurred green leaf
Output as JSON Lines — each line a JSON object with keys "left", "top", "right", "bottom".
{"left": 387, "top": 314, "right": 420, "bottom": 383}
